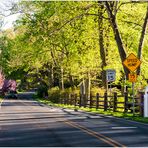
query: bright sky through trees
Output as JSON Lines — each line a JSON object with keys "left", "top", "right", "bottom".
{"left": 0, "top": 0, "right": 19, "bottom": 30}
{"left": 2, "top": 14, "right": 19, "bottom": 30}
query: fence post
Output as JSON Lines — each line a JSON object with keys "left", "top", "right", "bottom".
{"left": 64, "top": 96, "right": 66, "bottom": 105}
{"left": 63, "top": 93, "right": 65, "bottom": 104}
{"left": 104, "top": 92, "right": 108, "bottom": 111}
{"left": 124, "top": 92, "right": 128, "bottom": 113}
{"left": 60, "top": 97, "right": 63, "bottom": 104}
{"left": 69, "top": 94, "right": 71, "bottom": 105}
{"left": 79, "top": 93, "right": 82, "bottom": 108}
{"left": 139, "top": 91, "right": 144, "bottom": 116}
{"left": 89, "top": 93, "right": 92, "bottom": 109}
{"left": 83, "top": 94, "right": 86, "bottom": 108}
{"left": 70, "top": 94, "right": 73, "bottom": 105}
{"left": 113, "top": 92, "right": 117, "bottom": 112}
{"left": 59, "top": 97, "right": 61, "bottom": 104}
{"left": 66, "top": 93, "right": 69, "bottom": 105}
{"left": 74, "top": 94, "right": 77, "bottom": 106}
{"left": 96, "top": 93, "right": 99, "bottom": 110}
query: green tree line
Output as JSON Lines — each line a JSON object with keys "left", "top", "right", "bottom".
{"left": 0, "top": 1, "right": 148, "bottom": 96}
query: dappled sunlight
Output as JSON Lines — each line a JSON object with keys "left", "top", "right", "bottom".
{"left": 1, "top": 94, "right": 148, "bottom": 147}
{"left": 100, "top": 129, "right": 137, "bottom": 134}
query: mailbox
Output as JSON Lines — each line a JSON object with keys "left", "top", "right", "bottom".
{"left": 144, "top": 86, "right": 148, "bottom": 117}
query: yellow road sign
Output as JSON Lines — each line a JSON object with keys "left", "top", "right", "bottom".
{"left": 123, "top": 53, "right": 141, "bottom": 72}
{"left": 128, "top": 73, "right": 137, "bottom": 82}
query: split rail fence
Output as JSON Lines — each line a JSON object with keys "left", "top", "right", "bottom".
{"left": 59, "top": 92, "right": 144, "bottom": 116}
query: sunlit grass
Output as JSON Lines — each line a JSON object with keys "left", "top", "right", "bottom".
{"left": 0, "top": 96, "right": 3, "bottom": 104}
{"left": 35, "top": 96, "right": 148, "bottom": 124}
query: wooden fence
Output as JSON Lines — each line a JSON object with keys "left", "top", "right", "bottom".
{"left": 59, "top": 91, "right": 144, "bottom": 116}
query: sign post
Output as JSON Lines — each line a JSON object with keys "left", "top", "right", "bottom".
{"left": 132, "top": 82, "right": 135, "bottom": 115}
{"left": 123, "top": 53, "right": 141, "bottom": 116}
{"left": 106, "top": 69, "right": 116, "bottom": 95}
{"left": 128, "top": 72, "right": 137, "bottom": 115}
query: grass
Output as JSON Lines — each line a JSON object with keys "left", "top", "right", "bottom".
{"left": 0, "top": 98, "right": 2, "bottom": 102}
{"left": 35, "top": 95, "right": 148, "bottom": 124}
{"left": 0, "top": 95, "right": 4, "bottom": 104}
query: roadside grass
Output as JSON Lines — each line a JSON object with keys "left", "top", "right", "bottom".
{"left": 0, "top": 95, "right": 4, "bottom": 104}
{"left": 0, "top": 97, "right": 2, "bottom": 102}
{"left": 35, "top": 95, "right": 148, "bottom": 124}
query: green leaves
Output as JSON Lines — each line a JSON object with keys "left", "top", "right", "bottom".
{"left": 0, "top": 1, "right": 148, "bottom": 90}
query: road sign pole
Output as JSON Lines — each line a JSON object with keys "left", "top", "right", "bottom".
{"left": 106, "top": 80, "right": 108, "bottom": 94}
{"left": 122, "top": 53, "right": 142, "bottom": 116}
{"left": 124, "top": 74, "right": 127, "bottom": 93}
{"left": 132, "top": 82, "right": 135, "bottom": 116}
{"left": 110, "top": 82, "right": 112, "bottom": 95}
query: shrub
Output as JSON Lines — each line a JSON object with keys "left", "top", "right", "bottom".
{"left": 47, "top": 87, "right": 80, "bottom": 103}
{"left": 37, "top": 85, "right": 48, "bottom": 98}
{"left": 48, "top": 87, "right": 60, "bottom": 103}
{"left": 91, "top": 87, "right": 105, "bottom": 96}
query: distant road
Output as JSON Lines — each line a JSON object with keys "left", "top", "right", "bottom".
{"left": 0, "top": 91, "right": 148, "bottom": 147}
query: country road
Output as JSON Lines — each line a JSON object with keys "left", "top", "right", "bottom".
{"left": 1, "top": 92, "right": 148, "bottom": 147}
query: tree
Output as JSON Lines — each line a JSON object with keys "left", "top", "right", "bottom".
{"left": 1, "top": 1, "right": 148, "bottom": 94}
{"left": 137, "top": 5, "right": 148, "bottom": 75}
{"left": 105, "top": 2, "right": 129, "bottom": 78}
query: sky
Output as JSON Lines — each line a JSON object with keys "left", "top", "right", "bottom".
{"left": 0, "top": 0, "right": 20, "bottom": 30}
{"left": 0, "top": 0, "right": 146, "bottom": 30}
{"left": 2, "top": 14, "right": 20, "bottom": 30}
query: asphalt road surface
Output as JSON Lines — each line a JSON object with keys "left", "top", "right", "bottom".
{"left": 1, "top": 91, "right": 148, "bottom": 147}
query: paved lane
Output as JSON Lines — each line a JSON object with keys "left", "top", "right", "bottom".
{"left": 0, "top": 93, "right": 148, "bottom": 147}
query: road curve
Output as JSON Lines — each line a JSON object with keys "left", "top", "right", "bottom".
{"left": 0, "top": 92, "right": 148, "bottom": 147}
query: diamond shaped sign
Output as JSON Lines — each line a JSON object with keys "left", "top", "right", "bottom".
{"left": 123, "top": 53, "right": 141, "bottom": 72}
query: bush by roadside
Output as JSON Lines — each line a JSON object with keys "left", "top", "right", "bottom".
{"left": 47, "top": 87, "right": 80, "bottom": 103}
{"left": 37, "top": 86, "right": 48, "bottom": 98}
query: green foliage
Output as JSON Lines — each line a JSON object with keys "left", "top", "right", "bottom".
{"left": 135, "top": 75, "right": 147, "bottom": 91}
{"left": 48, "top": 87, "right": 80, "bottom": 103}
{"left": 48, "top": 87, "right": 60, "bottom": 103}
{"left": 118, "top": 3, "right": 147, "bottom": 52}
{"left": 0, "top": 1, "right": 148, "bottom": 92}
{"left": 37, "top": 85, "right": 48, "bottom": 98}
{"left": 91, "top": 87, "right": 105, "bottom": 96}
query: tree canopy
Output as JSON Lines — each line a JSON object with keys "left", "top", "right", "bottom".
{"left": 0, "top": 1, "right": 148, "bottom": 91}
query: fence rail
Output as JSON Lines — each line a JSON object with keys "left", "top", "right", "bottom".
{"left": 59, "top": 91, "right": 144, "bottom": 116}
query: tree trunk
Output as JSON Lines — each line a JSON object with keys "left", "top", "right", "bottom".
{"left": 105, "top": 2, "right": 129, "bottom": 79}
{"left": 61, "top": 67, "right": 64, "bottom": 90}
{"left": 50, "top": 63, "right": 54, "bottom": 88}
{"left": 85, "top": 72, "right": 91, "bottom": 101}
{"left": 137, "top": 6, "right": 148, "bottom": 75}
{"left": 69, "top": 74, "right": 75, "bottom": 90}
{"left": 98, "top": 2, "right": 107, "bottom": 88}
